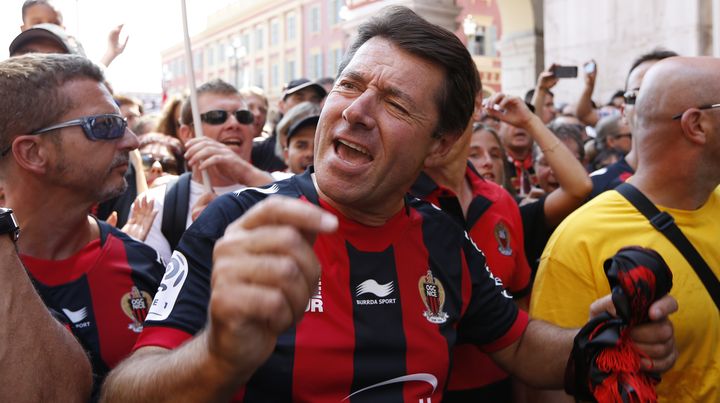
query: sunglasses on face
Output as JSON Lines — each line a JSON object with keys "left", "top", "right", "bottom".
{"left": 141, "top": 154, "right": 179, "bottom": 175}
{"left": 623, "top": 88, "right": 640, "bottom": 105}
{"left": 32, "top": 114, "right": 128, "bottom": 140}
{"left": 200, "top": 110, "right": 254, "bottom": 125}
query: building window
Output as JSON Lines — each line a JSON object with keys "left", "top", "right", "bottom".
{"left": 193, "top": 50, "right": 203, "bottom": 70}
{"left": 327, "top": 47, "right": 343, "bottom": 77}
{"left": 308, "top": 53, "right": 323, "bottom": 79}
{"left": 270, "top": 18, "right": 280, "bottom": 46}
{"left": 218, "top": 42, "right": 226, "bottom": 62}
{"left": 207, "top": 46, "right": 215, "bottom": 67}
{"left": 255, "top": 26, "right": 264, "bottom": 50}
{"left": 255, "top": 67, "right": 265, "bottom": 88}
{"left": 242, "top": 33, "right": 250, "bottom": 53}
{"left": 328, "top": 0, "right": 344, "bottom": 25}
{"left": 271, "top": 63, "right": 280, "bottom": 88}
{"left": 285, "top": 60, "right": 295, "bottom": 82}
{"left": 310, "top": 6, "right": 320, "bottom": 33}
{"left": 286, "top": 13, "right": 296, "bottom": 41}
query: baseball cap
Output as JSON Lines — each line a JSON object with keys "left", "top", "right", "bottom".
{"left": 282, "top": 78, "right": 327, "bottom": 101}
{"left": 9, "top": 23, "right": 86, "bottom": 57}
{"left": 287, "top": 115, "right": 320, "bottom": 146}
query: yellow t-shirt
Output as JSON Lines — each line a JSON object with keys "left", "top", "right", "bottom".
{"left": 530, "top": 186, "right": 720, "bottom": 402}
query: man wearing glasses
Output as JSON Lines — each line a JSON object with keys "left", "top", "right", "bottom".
{"left": 588, "top": 49, "right": 678, "bottom": 199}
{"left": 133, "top": 79, "right": 273, "bottom": 265}
{"left": 530, "top": 56, "right": 720, "bottom": 402}
{"left": 0, "top": 53, "right": 165, "bottom": 399}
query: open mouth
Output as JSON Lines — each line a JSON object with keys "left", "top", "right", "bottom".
{"left": 481, "top": 172, "right": 495, "bottom": 181}
{"left": 334, "top": 138, "right": 373, "bottom": 164}
{"left": 221, "top": 139, "right": 244, "bottom": 148}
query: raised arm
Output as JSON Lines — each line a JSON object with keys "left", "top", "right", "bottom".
{"left": 101, "top": 197, "right": 338, "bottom": 402}
{"left": 485, "top": 94, "right": 592, "bottom": 227}
{"left": 576, "top": 60, "right": 600, "bottom": 126}
{"left": 531, "top": 65, "right": 559, "bottom": 122}
{"left": 0, "top": 235, "right": 92, "bottom": 402}
{"left": 99, "top": 24, "right": 129, "bottom": 68}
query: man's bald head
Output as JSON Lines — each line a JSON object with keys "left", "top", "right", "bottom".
{"left": 636, "top": 57, "right": 720, "bottom": 138}
{"left": 633, "top": 56, "right": 720, "bottom": 177}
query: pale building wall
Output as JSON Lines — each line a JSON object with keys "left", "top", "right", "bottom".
{"left": 543, "top": 0, "right": 713, "bottom": 109}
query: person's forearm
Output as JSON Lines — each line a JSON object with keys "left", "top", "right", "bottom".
{"left": 494, "top": 319, "right": 576, "bottom": 388}
{"left": 0, "top": 238, "right": 92, "bottom": 402}
{"left": 100, "top": 50, "right": 118, "bottom": 68}
{"left": 101, "top": 333, "right": 248, "bottom": 402}
{"left": 243, "top": 167, "right": 274, "bottom": 187}
{"left": 576, "top": 84, "right": 599, "bottom": 126}
{"left": 532, "top": 86, "right": 547, "bottom": 121}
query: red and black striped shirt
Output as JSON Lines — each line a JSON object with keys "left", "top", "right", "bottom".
{"left": 139, "top": 171, "right": 528, "bottom": 402}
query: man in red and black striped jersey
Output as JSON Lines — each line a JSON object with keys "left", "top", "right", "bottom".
{"left": 412, "top": 129, "right": 532, "bottom": 401}
{"left": 0, "top": 54, "right": 165, "bottom": 400}
{"left": 103, "top": 7, "right": 678, "bottom": 402}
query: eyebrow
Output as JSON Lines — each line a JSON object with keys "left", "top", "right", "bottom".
{"left": 343, "top": 70, "right": 418, "bottom": 110}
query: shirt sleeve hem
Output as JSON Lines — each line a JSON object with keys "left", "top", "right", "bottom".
{"left": 133, "top": 326, "right": 193, "bottom": 352}
{"left": 481, "top": 309, "right": 529, "bottom": 353}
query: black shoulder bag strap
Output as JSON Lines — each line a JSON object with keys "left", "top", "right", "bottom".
{"left": 616, "top": 182, "right": 720, "bottom": 310}
{"left": 161, "top": 172, "right": 193, "bottom": 252}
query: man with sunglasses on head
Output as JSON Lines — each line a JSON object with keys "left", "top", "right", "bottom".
{"left": 0, "top": 53, "right": 165, "bottom": 400}
{"left": 530, "top": 56, "right": 720, "bottom": 402}
{"left": 133, "top": 79, "right": 273, "bottom": 265}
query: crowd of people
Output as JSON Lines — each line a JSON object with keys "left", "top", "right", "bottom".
{"left": 0, "top": 0, "right": 717, "bottom": 402}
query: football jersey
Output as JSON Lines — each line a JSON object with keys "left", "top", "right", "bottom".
{"left": 588, "top": 156, "right": 634, "bottom": 199}
{"left": 23, "top": 219, "right": 165, "bottom": 397}
{"left": 138, "top": 170, "right": 528, "bottom": 402}
{"left": 412, "top": 164, "right": 531, "bottom": 396}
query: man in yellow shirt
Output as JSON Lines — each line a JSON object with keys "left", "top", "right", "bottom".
{"left": 531, "top": 56, "right": 720, "bottom": 402}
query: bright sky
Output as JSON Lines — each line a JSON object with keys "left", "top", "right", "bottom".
{"left": 0, "top": 0, "right": 234, "bottom": 94}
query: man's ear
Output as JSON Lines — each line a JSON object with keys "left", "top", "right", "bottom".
{"left": 680, "top": 109, "right": 708, "bottom": 145}
{"left": 424, "top": 131, "right": 462, "bottom": 169}
{"left": 12, "top": 135, "right": 50, "bottom": 175}
{"left": 283, "top": 147, "right": 290, "bottom": 166}
{"left": 178, "top": 125, "right": 193, "bottom": 145}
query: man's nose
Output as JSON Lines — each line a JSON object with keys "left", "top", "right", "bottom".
{"left": 341, "top": 92, "right": 377, "bottom": 131}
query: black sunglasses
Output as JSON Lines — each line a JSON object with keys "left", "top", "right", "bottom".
{"left": 32, "top": 114, "right": 128, "bottom": 140}
{"left": 2, "top": 114, "right": 127, "bottom": 157}
{"left": 200, "top": 110, "right": 254, "bottom": 125}
{"left": 623, "top": 88, "right": 639, "bottom": 105}
{"left": 141, "top": 154, "right": 179, "bottom": 175}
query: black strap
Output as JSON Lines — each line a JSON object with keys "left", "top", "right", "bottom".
{"left": 616, "top": 182, "right": 720, "bottom": 310}
{"left": 161, "top": 172, "right": 193, "bottom": 252}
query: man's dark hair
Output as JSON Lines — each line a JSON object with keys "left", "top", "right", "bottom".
{"left": 524, "top": 88, "right": 554, "bottom": 105}
{"left": 545, "top": 121, "right": 585, "bottom": 161}
{"left": 180, "top": 79, "right": 239, "bottom": 125}
{"left": 0, "top": 53, "right": 104, "bottom": 166}
{"left": 625, "top": 49, "right": 679, "bottom": 90}
{"left": 608, "top": 90, "right": 625, "bottom": 105}
{"left": 337, "top": 6, "right": 480, "bottom": 138}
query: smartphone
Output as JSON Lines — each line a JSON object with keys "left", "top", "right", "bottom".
{"left": 552, "top": 65, "right": 578, "bottom": 78}
{"left": 584, "top": 62, "right": 596, "bottom": 74}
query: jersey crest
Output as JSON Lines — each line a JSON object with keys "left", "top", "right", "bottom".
{"left": 418, "top": 270, "right": 448, "bottom": 324}
{"left": 121, "top": 286, "right": 152, "bottom": 333}
{"left": 494, "top": 221, "right": 513, "bottom": 256}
